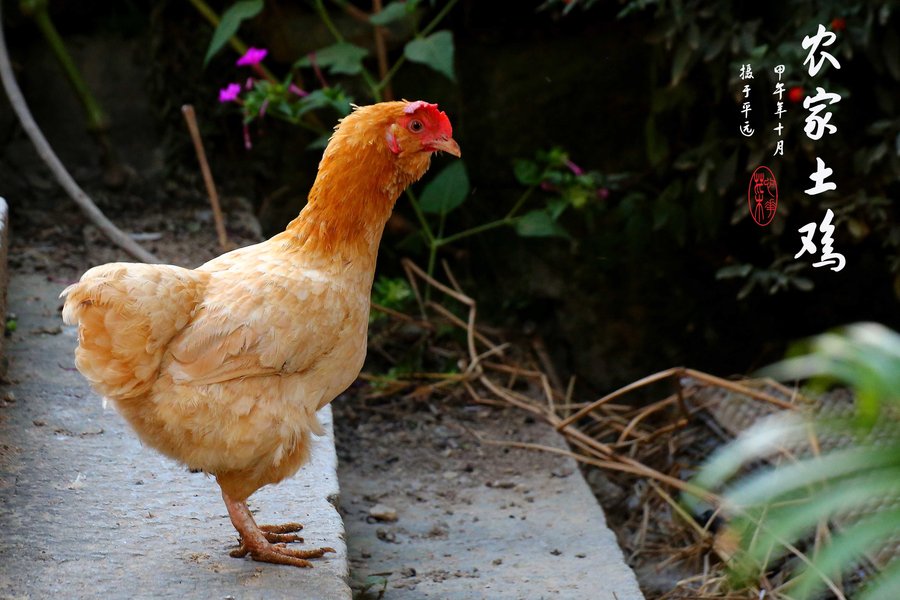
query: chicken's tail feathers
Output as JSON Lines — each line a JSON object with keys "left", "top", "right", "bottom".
{"left": 62, "top": 263, "right": 208, "bottom": 400}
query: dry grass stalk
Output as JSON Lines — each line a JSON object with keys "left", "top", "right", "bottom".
{"left": 181, "top": 104, "right": 229, "bottom": 251}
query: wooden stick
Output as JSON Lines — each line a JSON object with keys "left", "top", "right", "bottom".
{"left": 181, "top": 105, "right": 229, "bottom": 251}
{"left": 371, "top": 0, "right": 393, "bottom": 101}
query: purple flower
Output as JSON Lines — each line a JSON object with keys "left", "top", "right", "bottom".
{"left": 289, "top": 83, "right": 308, "bottom": 97}
{"left": 564, "top": 158, "right": 584, "bottom": 176}
{"left": 218, "top": 83, "right": 241, "bottom": 103}
{"left": 237, "top": 47, "right": 268, "bottom": 66}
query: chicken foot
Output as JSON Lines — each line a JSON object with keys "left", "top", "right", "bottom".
{"left": 221, "top": 490, "right": 335, "bottom": 567}
{"left": 258, "top": 522, "right": 304, "bottom": 544}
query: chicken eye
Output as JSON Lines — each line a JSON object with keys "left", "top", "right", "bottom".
{"left": 408, "top": 120, "right": 424, "bottom": 133}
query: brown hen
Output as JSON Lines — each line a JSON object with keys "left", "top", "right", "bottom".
{"left": 61, "top": 100, "right": 460, "bottom": 567}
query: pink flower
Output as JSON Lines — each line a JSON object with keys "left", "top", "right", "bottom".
{"left": 289, "top": 83, "right": 308, "bottom": 97}
{"left": 564, "top": 158, "right": 584, "bottom": 176}
{"left": 218, "top": 83, "right": 241, "bottom": 103}
{"left": 237, "top": 47, "right": 268, "bottom": 66}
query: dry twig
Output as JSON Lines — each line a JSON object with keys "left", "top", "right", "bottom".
{"left": 182, "top": 105, "right": 229, "bottom": 252}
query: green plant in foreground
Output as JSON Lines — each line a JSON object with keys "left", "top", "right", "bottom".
{"left": 689, "top": 323, "right": 900, "bottom": 600}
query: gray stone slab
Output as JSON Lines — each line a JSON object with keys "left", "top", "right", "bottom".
{"left": 338, "top": 404, "right": 646, "bottom": 600}
{"left": 0, "top": 197, "right": 8, "bottom": 377}
{"left": 0, "top": 274, "right": 351, "bottom": 600}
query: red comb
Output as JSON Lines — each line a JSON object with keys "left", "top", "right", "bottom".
{"left": 403, "top": 100, "right": 438, "bottom": 114}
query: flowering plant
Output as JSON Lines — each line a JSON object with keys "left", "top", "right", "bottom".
{"left": 205, "top": 0, "right": 458, "bottom": 150}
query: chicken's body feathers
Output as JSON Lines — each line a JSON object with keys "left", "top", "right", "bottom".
{"left": 62, "top": 236, "right": 372, "bottom": 496}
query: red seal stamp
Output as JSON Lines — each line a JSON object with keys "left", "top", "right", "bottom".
{"left": 748, "top": 166, "right": 778, "bottom": 226}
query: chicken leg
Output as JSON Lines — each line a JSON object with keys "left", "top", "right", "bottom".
{"left": 221, "top": 489, "right": 335, "bottom": 568}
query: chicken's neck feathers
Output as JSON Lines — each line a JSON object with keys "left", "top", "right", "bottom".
{"left": 278, "top": 116, "right": 430, "bottom": 267}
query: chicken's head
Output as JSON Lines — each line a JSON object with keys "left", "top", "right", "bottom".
{"left": 315, "top": 100, "right": 461, "bottom": 215}
{"left": 385, "top": 100, "right": 461, "bottom": 158}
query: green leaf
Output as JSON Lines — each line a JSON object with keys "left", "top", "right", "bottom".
{"left": 419, "top": 161, "right": 469, "bottom": 214}
{"left": 652, "top": 180, "right": 683, "bottom": 230}
{"left": 733, "top": 470, "right": 900, "bottom": 575}
{"left": 724, "top": 445, "right": 900, "bottom": 509}
{"left": 792, "top": 509, "right": 900, "bottom": 600}
{"left": 204, "top": 0, "right": 264, "bottom": 66}
{"left": 547, "top": 197, "right": 568, "bottom": 220}
{"left": 515, "top": 209, "right": 568, "bottom": 238}
{"left": 296, "top": 42, "right": 369, "bottom": 76}
{"left": 670, "top": 41, "right": 691, "bottom": 86}
{"left": 564, "top": 187, "right": 590, "bottom": 209}
{"left": 370, "top": 1, "right": 409, "bottom": 26}
{"left": 715, "top": 264, "right": 753, "bottom": 279}
{"left": 295, "top": 87, "right": 353, "bottom": 117}
{"left": 404, "top": 31, "right": 455, "bottom": 81}
{"left": 513, "top": 159, "right": 541, "bottom": 185}
{"left": 859, "top": 561, "right": 900, "bottom": 600}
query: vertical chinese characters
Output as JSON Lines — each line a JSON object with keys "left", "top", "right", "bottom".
{"left": 772, "top": 65, "right": 785, "bottom": 156}
{"left": 739, "top": 64, "right": 754, "bottom": 137}
{"left": 797, "top": 24, "right": 845, "bottom": 272}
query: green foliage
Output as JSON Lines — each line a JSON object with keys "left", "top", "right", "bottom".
{"left": 203, "top": 0, "right": 263, "bottom": 66}
{"left": 691, "top": 323, "right": 900, "bottom": 599}
{"left": 204, "top": 0, "right": 459, "bottom": 131}
{"left": 419, "top": 161, "right": 469, "bottom": 215}
{"left": 370, "top": 276, "right": 415, "bottom": 323}
{"left": 538, "top": 0, "right": 900, "bottom": 300}
{"left": 515, "top": 209, "right": 568, "bottom": 238}
{"left": 369, "top": 0, "right": 421, "bottom": 26}
{"left": 202, "top": 1, "right": 613, "bottom": 285}
{"left": 295, "top": 42, "right": 369, "bottom": 76}
{"left": 240, "top": 79, "right": 352, "bottom": 131}
{"left": 764, "top": 322, "right": 900, "bottom": 427}
{"left": 404, "top": 30, "right": 456, "bottom": 81}
{"left": 716, "top": 259, "right": 814, "bottom": 299}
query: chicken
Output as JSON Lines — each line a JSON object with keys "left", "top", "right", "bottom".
{"left": 61, "top": 100, "right": 460, "bottom": 567}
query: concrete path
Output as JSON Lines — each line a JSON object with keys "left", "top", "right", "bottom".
{"left": 0, "top": 274, "right": 350, "bottom": 599}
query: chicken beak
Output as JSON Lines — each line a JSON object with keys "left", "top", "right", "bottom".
{"left": 429, "top": 136, "right": 461, "bottom": 158}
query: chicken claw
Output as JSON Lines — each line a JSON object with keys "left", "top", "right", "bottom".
{"left": 222, "top": 489, "right": 334, "bottom": 568}
{"left": 258, "top": 522, "right": 304, "bottom": 543}
{"left": 230, "top": 541, "right": 335, "bottom": 568}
